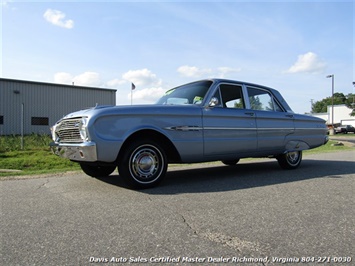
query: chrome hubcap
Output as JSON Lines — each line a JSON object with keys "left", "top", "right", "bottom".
{"left": 129, "top": 145, "right": 162, "bottom": 182}
{"left": 286, "top": 151, "right": 300, "bottom": 164}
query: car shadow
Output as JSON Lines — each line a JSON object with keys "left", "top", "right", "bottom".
{"left": 96, "top": 159, "right": 355, "bottom": 194}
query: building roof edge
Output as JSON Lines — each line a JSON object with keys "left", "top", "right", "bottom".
{"left": 0, "top": 77, "right": 117, "bottom": 92}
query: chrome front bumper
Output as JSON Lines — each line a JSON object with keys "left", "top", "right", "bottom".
{"left": 50, "top": 141, "right": 97, "bottom": 162}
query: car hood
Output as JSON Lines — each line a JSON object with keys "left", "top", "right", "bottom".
{"left": 60, "top": 104, "right": 203, "bottom": 121}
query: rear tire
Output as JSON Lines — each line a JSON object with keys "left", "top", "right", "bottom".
{"left": 80, "top": 163, "right": 116, "bottom": 177}
{"left": 118, "top": 139, "right": 167, "bottom": 189}
{"left": 277, "top": 151, "right": 302, "bottom": 170}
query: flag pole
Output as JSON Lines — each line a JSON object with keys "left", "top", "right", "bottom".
{"left": 131, "top": 83, "right": 135, "bottom": 105}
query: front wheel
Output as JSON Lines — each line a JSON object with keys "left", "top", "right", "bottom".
{"left": 80, "top": 163, "right": 116, "bottom": 177}
{"left": 276, "top": 151, "right": 302, "bottom": 170}
{"left": 118, "top": 140, "right": 167, "bottom": 189}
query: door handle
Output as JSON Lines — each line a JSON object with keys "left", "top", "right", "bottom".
{"left": 244, "top": 112, "right": 255, "bottom": 116}
{"left": 285, "top": 114, "right": 294, "bottom": 118}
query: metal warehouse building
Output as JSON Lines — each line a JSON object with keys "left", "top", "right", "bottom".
{"left": 0, "top": 78, "right": 116, "bottom": 135}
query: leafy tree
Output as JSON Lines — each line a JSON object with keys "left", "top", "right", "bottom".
{"left": 249, "top": 96, "right": 262, "bottom": 110}
{"left": 346, "top": 93, "right": 355, "bottom": 116}
{"left": 234, "top": 99, "right": 244, "bottom": 109}
{"left": 311, "top": 93, "right": 355, "bottom": 116}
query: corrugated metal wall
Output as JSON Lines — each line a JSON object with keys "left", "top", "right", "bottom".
{"left": 0, "top": 78, "right": 116, "bottom": 135}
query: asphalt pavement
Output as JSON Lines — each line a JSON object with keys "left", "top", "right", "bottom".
{"left": 1, "top": 151, "right": 354, "bottom": 265}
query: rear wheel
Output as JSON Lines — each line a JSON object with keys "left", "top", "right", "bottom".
{"left": 118, "top": 139, "right": 167, "bottom": 189}
{"left": 277, "top": 151, "right": 302, "bottom": 170}
{"left": 80, "top": 163, "right": 116, "bottom": 177}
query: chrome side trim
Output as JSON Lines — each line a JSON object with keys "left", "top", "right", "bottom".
{"left": 204, "top": 127, "right": 257, "bottom": 130}
{"left": 164, "top": 126, "right": 202, "bottom": 131}
{"left": 164, "top": 126, "right": 326, "bottom": 131}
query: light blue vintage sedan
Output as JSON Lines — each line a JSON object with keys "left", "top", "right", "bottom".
{"left": 50, "top": 79, "right": 328, "bottom": 188}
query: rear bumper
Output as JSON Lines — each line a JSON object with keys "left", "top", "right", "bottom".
{"left": 50, "top": 141, "right": 97, "bottom": 162}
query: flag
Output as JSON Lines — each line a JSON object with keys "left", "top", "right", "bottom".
{"left": 131, "top": 83, "right": 136, "bottom": 90}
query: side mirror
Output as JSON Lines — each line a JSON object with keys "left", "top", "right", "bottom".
{"left": 209, "top": 97, "right": 219, "bottom": 107}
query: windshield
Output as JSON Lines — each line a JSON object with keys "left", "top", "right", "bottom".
{"left": 156, "top": 80, "right": 213, "bottom": 105}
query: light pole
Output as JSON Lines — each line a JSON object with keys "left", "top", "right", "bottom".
{"left": 326, "top": 74, "right": 334, "bottom": 134}
{"left": 352, "top": 82, "right": 355, "bottom": 107}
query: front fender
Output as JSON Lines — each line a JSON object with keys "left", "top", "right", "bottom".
{"left": 90, "top": 113, "right": 204, "bottom": 163}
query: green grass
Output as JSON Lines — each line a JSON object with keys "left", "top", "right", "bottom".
{"left": 0, "top": 134, "right": 353, "bottom": 178}
{"left": 0, "top": 133, "right": 53, "bottom": 152}
{"left": 0, "top": 134, "right": 80, "bottom": 177}
{"left": 304, "top": 139, "right": 354, "bottom": 154}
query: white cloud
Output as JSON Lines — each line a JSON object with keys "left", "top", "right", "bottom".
{"left": 106, "top": 69, "right": 165, "bottom": 105}
{"left": 217, "top": 67, "right": 242, "bottom": 78}
{"left": 129, "top": 87, "right": 166, "bottom": 104}
{"left": 43, "top": 9, "right": 74, "bottom": 29}
{"left": 122, "top": 68, "right": 162, "bottom": 87}
{"left": 177, "top": 65, "right": 212, "bottom": 78}
{"left": 54, "top": 72, "right": 72, "bottom": 84}
{"left": 286, "top": 52, "right": 327, "bottom": 74}
{"left": 54, "top": 71, "right": 101, "bottom": 87}
{"left": 106, "top": 78, "right": 126, "bottom": 88}
{"left": 177, "top": 65, "right": 241, "bottom": 78}
{"left": 1, "top": 0, "right": 12, "bottom": 7}
{"left": 73, "top": 72, "right": 101, "bottom": 87}
{"left": 123, "top": 69, "right": 164, "bottom": 104}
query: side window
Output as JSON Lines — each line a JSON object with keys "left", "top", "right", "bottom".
{"left": 212, "top": 89, "right": 223, "bottom": 107}
{"left": 219, "top": 84, "right": 245, "bottom": 109}
{"left": 247, "top": 87, "right": 283, "bottom": 112}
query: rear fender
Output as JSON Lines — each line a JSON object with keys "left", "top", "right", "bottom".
{"left": 285, "top": 140, "right": 310, "bottom": 152}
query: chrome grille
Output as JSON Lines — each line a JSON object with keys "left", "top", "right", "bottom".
{"left": 55, "top": 118, "right": 83, "bottom": 143}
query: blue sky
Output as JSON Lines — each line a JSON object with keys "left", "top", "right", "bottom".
{"left": 1, "top": 0, "right": 354, "bottom": 113}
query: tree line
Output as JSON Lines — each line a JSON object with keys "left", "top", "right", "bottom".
{"left": 311, "top": 93, "right": 355, "bottom": 116}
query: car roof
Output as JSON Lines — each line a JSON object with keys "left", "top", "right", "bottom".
{"left": 206, "top": 79, "right": 293, "bottom": 112}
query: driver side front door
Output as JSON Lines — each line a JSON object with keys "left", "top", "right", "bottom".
{"left": 203, "top": 83, "right": 257, "bottom": 157}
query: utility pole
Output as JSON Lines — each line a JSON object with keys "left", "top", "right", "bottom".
{"left": 326, "top": 74, "right": 334, "bottom": 135}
